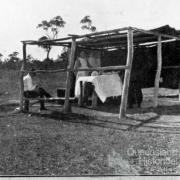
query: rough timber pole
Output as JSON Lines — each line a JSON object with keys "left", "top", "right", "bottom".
{"left": 119, "top": 28, "right": 134, "bottom": 119}
{"left": 20, "top": 43, "right": 26, "bottom": 112}
{"left": 63, "top": 38, "right": 76, "bottom": 112}
{"left": 153, "top": 35, "right": 162, "bottom": 107}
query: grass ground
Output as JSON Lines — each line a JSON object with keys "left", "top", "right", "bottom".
{"left": 1, "top": 70, "right": 180, "bottom": 175}
{"left": 0, "top": 70, "right": 67, "bottom": 102}
{"left": 0, "top": 104, "right": 180, "bottom": 175}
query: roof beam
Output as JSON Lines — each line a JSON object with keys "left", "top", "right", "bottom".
{"left": 68, "top": 27, "right": 129, "bottom": 39}
{"left": 131, "top": 27, "right": 180, "bottom": 40}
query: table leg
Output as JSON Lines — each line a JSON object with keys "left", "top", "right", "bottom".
{"left": 92, "top": 85, "right": 97, "bottom": 108}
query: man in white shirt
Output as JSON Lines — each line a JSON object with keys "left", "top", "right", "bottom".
{"left": 23, "top": 69, "right": 51, "bottom": 112}
{"left": 74, "top": 51, "right": 93, "bottom": 105}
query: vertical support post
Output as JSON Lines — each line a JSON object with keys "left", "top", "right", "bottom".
{"left": 119, "top": 28, "right": 134, "bottom": 119}
{"left": 178, "top": 80, "right": 180, "bottom": 101}
{"left": 63, "top": 38, "right": 76, "bottom": 112}
{"left": 153, "top": 35, "right": 162, "bottom": 107}
{"left": 20, "top": 43, "right": 26, "bottom": 112}
{"left": 78, "top": 81, "right": 83, "bottom": 106}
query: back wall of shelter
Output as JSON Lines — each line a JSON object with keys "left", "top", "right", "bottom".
{"left": 100, "top": 42, "right": 180, "bottom": 89}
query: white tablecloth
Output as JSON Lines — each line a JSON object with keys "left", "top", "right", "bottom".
{"left": 75, "top": 74, "right": 123, "bottom": 102}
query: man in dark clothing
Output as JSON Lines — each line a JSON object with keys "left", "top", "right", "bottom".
{"left": 128, "top": 80, "right": 143, "bottom": 108}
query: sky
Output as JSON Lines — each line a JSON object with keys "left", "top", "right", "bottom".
{"left": 1, "top": 0, "right": 180, "bottom": 60}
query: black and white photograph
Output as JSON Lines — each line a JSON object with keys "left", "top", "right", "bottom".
{"left": 1, "top": 0, "right": 180, "bottom": 178}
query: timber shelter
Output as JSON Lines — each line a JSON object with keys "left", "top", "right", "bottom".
{"left": 20, "top": 25, "right": 180, "bottom": 118}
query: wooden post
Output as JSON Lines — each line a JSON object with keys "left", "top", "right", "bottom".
{"left": 20, "top": 43, "right": 26, "bottom": 112}
{"left": 78, "top": 81, "right": 83, "bottom": 106}
{"left": 119, "top": 28, "right": 134, "bottom": 119}
{"left": 63, "top": 38, "right": 76, "bottom": 112}
{"left": 178, "top": 80, "right": 180, "bottom": 101}
{"left": 153, "top": 35, "right": 162, "bottom": 107}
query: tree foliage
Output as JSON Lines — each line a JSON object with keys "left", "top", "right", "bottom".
{"left": 80, "top": 15, "right": 96, "bottom": 32}
{"left": 59, "top": 47, "right": 69, "bottom": 62}
{"left": 0, "top": 53, "right": 3, "bottom": 63}
{"left": 38, "top": 36, "right": 52, "bottom": 60}
{"left": 37, "top": 16, "right": 66, "bottom": 39}
{"left": 8, "top": 51, "right": 19, "bottom": 62}
{"left": 0, "top": 51, "right": 21, "bottom": 69}
{"left": 37, "top": 16, "right": 66, "bottom": 60}
{"left": 26, "top": 54, "right": 34, "bottom": 63}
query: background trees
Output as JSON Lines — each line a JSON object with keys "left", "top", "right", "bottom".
{"left": 8, "top": 51, "right": 20, "bottom": 63}
{"left": 7, "top": 51, "right": 21, "bottom": 69}
{"left": 0, "top": 53, "right": 3, "bottom": 65}
{"left": 0, "top": 15, "right": 97, "bottom": 70}
{"left": 37, "top": 16, "right": 66, "bottom": 60}
{"left": 80, "top": 15, "right": 96, "bottom": 32}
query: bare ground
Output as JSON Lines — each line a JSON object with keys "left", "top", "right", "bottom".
{"left": 1, "top": 70, "right": 180, "bottom": 175}
{"left": 0, "top": 103, "right": 180, "bottom": 175}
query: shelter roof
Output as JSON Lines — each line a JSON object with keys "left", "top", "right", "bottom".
{"left": 22, "top": 25, "right": 180, "bottom": 50}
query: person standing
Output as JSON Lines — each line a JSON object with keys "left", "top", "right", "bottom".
{"left": 74, "top": 51, "right": 92, "bottom": 105}
{"left": 74, "top": 51, "right": 90, "bottom": 80}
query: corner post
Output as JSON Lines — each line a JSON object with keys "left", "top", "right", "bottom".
{"left": 20, "top": 43, "right": 26, "bottom": 112}
{"left": 153, "top": 35, "right": 162, "bottom": 107}
{"left": 63, "top": 37, "right": 76, "bottom": 112}
{"left": 119, "top": 28, "right": 134, "bottom": 119}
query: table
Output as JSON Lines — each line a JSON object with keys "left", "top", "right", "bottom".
{"left": 75, "top": 74, "right": 123, "bottom": 107}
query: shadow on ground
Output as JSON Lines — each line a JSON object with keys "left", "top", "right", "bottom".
{"left": 1, "top": 103, "right": 180, "bottom": 134}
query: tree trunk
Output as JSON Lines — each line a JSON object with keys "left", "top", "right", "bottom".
{"left": 46, "top": 46, "right": 51, "bottom": 60}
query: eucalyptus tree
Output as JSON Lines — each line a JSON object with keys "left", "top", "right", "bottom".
{"left": 80, "top": 15, "right": 96, "bottom": 32}
{"left": 37, "top": 16, "right": 66, "bottom": 60}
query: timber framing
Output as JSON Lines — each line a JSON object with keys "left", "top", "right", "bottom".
{"left": 20, "top": 26, "right": 180, "bottom": 118}
{"left": 22, "top": 26, "right": 180, "bottom": 48}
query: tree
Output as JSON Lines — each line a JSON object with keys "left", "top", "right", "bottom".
{"left": 8, "top": 51, "right": 19, "bottom": 62}
{"left": 26, "top": 54, "right": 34, "bottom": 69}
{"left": 6, "top": 51, "right": 20, "bottom": 69}
{"left": 80, "top": 15, "right": 96, "bottom": 32}
{"left": 60, "top": 47, "right": 69, "bottom": 62}
{"left": 27, "top": 54, "right": 34, "bottom": 62}
{"left": 0, "top": 53, "right": 3, "bottom": 60}
{"left": 38, "top": 36, "right": 52, "bottom": 61}
{"left": 0, "top": 53, "right": 3, "bottom": 64}
{"left": 37, "top": 16, "right": 66, "bottom": 60}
